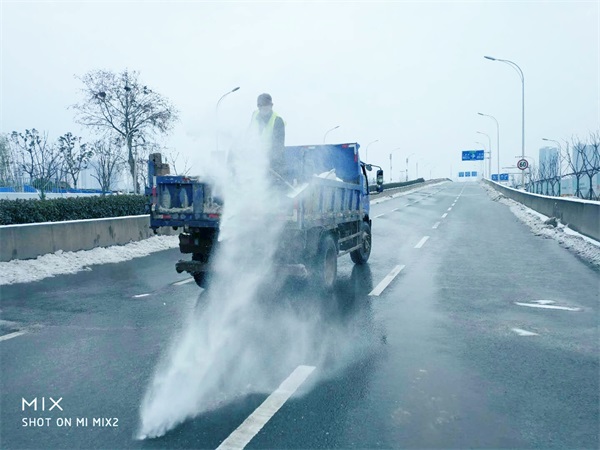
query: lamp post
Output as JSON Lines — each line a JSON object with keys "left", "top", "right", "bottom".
{"left": 416, "top": 158, "right": 427, "bottom": 179}
{"left": 389, "top": 147, "right": 402, "bottom": 182}
{"left": 365, "top": 139, "right": 379, "bottom": 162}
{"left": 542, "top": 137, "right": 563, "bottom": 174}
{"left": 429, "top": 164, "right": 436, "bottom": 180}
{"left": 478, "top": 112, "right": 500, "bottom": 182}
{"left": 475, "top": 141, "right": 487, "bottom": 178}
{"left": 477, "top": 131, "right": 492, "bottom": 178}
{"left": 484, "top": 55, "right": 525, "bottom": 186}
{"left": 406, "top": 152, "right": 415, "bottom": 182}
{"left": 215, "top": 86, "right": 240, "bottom": 153}
{"left": 323, "top": 125, "right": 340, "bottom": 143}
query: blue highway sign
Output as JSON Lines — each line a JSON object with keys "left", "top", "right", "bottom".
{"left": 500, "top": 173, "right": 509, "bottom": 181}
{"left": 465, "top": 172, "right": 471, "bottom": 177}
{"left": 471, "top": 171, "right": 477, "bottom": 177}
{"left": 492, "top": 174, "right": 499, "bottom": 181}
{"left": 462, "top": 150, "right": 485, "bottom": 161}
{"left": 458, "top": 172, "right": 465, "bottom": 177}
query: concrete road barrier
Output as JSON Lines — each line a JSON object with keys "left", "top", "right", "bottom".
{"left": 484, "top": 179, "right": 600, "bottom": 241}
{"left": 0, "top": 215, "right": 174, "bottom": 262}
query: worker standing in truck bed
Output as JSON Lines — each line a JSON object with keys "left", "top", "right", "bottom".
{"left": 249, "top": 93, "right": 286, "bottom": 177}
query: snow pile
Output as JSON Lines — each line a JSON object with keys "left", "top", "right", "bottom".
{"left": 0, "top": 235, "right": 179, "bottom": 285}
{"left": 482, "top": 183, "right": 600, "bottom": 268}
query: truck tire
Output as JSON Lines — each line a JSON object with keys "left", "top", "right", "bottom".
{"left": 350, "top": 221, "right": 371, "bottom": 265}
{"left": 193, "top": 272, "right": 209, "bottom": 288}
{"left": 192, "top": 253, "right": 209, "bottom": 288}
{"left": 311, "top": 233, "right": 337, "bottom": 291}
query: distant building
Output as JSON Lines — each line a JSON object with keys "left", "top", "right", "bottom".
{"left": 573, "top": 144, "right": 593, "bottom": 172}
{"left": 538, "top": 146, "right": 560, "bottom": 175}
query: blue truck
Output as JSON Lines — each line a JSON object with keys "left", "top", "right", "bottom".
{"left": 146, "top": 143, "right": 383, "bottom": 289}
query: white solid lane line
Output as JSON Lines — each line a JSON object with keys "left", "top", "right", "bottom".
{"left": 374, "top": 214, "right": 385, "bottom": 219}
{"left": 369, "top": 265, "right": 406, "bottom": 296}
{"left": 172, "top": 277, "right": 195, "bottom": 286}
{"left": 0, "top": 331, "right": 27, "bottom": 342}
{"left": 216, "top": 365, "right": 316, "bottom": 450}
{"left": 512, "top": 328, "right": 539, "bottom": 336}
{"left": 514, "top": 302, "right": 581, "bottom": 311}
{"left": 414, "top": 236, "right": 430, "bottom": 248}
{"left": 432, "top": 222, "right": 440, "bottom": 229}
{"left": 441, "top": 213, "right": 448, "bottom": 218}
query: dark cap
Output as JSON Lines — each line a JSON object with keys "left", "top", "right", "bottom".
{"left": 257, "top": 93, "right": 273, "bottom": 106}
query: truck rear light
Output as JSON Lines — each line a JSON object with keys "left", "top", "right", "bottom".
{"left": 208, "top": 214, "right": 220, "bottom": 219}
{"left": 162, "top": 214, "right": 172, "bottom": 219}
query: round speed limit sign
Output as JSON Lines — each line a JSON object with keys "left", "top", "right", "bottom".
{"left": 517, "top": 159, "right": 529, "bottom": 170}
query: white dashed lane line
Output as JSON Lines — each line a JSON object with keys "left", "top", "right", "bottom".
{"left": 369, "top": 265, "right": 406, "bottom": 297}
{"left": 132, "top": 293, "right": 151, "bottom": 298}
{"left": 216, "top": 365, "right": 316, "bottom": 450}
{"left": 172, "top": 277, "right": 195, "bottom": 286}
{"left": 414, "top": 236, "right": 430, "bottom": 249}
{"left": 432, "top": 222, "right": 440, "bottom": 229}
{"left": 441, "top": 213, "right": 448, "bottom": 218}
{"left": 447, "top": 207, "right": 452, "bottom": 211}
{"left": 514, "top": 302, "right": 581, "bottom": 312}
{"left": 0, "top": 331, "right": 27, "bottom": 342}
{"left": 512, "top": 328, "right": 539, "bottom": 336}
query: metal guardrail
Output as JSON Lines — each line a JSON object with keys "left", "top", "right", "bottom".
{"left": 483, "top": 179, "right": 600, "bottom": 241}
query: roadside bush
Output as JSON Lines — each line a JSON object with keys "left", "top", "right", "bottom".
{"left": 0, "top": 195, "right": 147, "bottom": 225}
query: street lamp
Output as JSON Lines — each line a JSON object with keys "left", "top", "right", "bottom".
{"left": 475, "top": 141, "right": 487, "bottom": 178}
{"left": 476, "top": 131, "right": 492, "bottom": 178}
{"left": 365, "top": 139, "right": 379, "bottom": 162}
{"left": 416, "top": 158, "right": 427, "bottom": 179}
{"left": 429, "top": 164, "right": 436, "bottom": 180}
{"left": 478, "top": 112, "right": 500, "bottom": 182}
{"left": 216, "top": 86, "right": 240, "bottom": 152}
{"left": 323, "top": 125, "right": 340, "bottom": 143}
{"left": 542, "top": 137, "right": 563, "bottom": 177}
{"left": 389, "top": 147, "right": 402, "bottom": 182}
{"left": 484, "top": 55, "right": 525, "bottom": 186}
{"left": 406, "top": 152, "right": 415, "bottom": 182}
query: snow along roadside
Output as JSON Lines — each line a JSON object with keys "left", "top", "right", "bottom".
{"left": 482, "top": 183, "right": 600, "bottom": 268}
{"left": 0, "top": 235, "right": 180, "bottom": 286}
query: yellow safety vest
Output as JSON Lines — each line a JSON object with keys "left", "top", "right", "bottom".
{"left": 250, "top": 110, "right": 281, "bottom": 149}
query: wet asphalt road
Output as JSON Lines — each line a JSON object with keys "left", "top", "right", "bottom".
{"left": 1, "top": 181, "right": 598, "bottom": 449}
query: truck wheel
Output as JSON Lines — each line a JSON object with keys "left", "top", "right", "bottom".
{"left": 193, "top": 272, "right": 208, "bottom": 289}
{"left": 350, "top": 221, "right": 371, "bottom": 264}
{"left": 311, "top": 233, "right": 337, "bottom": 291}
{"left": 192, "top": 253, "right": 209, "bottom": 288}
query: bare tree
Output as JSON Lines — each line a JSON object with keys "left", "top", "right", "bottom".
{"left": 58, "top": 132, "right": 94, "bottom": 190}
{"left": 547, "top": 153, "right": 561, "bottom": 196}
{"left": 90, "top": 138, "right": 125, "bottom": 194}
{"left": 564, "top": 137, "right": 588, "bottom": 199}
{"left": 10, "top": 129, "right": 63, "bottom": 199}
{"left": 580, "top": 131, "right": 600, "bottom": 200}
{"left": 163, "top": 148, "right": 192, "bottom": 176}
{"left": 0, "top": 133, "right": 15, "bottom": 188}
{"left": 72, "top": 69, "right": 179, "bottom": 194}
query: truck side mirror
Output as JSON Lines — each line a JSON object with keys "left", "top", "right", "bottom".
{"left": 365, "top": 164, "right": 373, "bottom": 171}
{"left": 376, "top": 169, "right": 384, "bottom": 192}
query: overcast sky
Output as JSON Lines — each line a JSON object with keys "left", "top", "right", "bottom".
{"left": 2, "top": 1, "right": 598, "bottom": 183}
